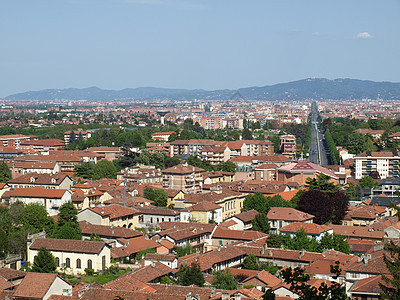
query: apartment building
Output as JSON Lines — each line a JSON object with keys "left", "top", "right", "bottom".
{"left": 280, "top": 134, "right": 296, "bottom": 160}
{"left": 355, "top": 151, "right": 400, "bottom": 179}
{"left": 162, "top": 164, "right": 204, "bottom": 193}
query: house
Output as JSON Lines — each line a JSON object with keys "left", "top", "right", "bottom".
{"left": 354, "top": 151, "right": 400, "bottom": 179}
{"left": 331, "top": 224, "right": 385, "bottom": 241}
{"left": 7, "top": 173, "right": 73, "bottom": 190}
{"left": 86, "top": 146, "right": 121, "bottom": 161}
{"left": 79, "top": 221, "right": 143, "bottom": 246}
{"left": 227, "top": 268, "right": 281, "bottom": 291}
{"left": 135, "top": 205, "right": 180, "bottom": 228}
{"left": 6, "top": 161, "right": 60, "bottom": 178}
{"left": 15, "top": 152, "right": 84, "bottom": 172}
{"left": 384, "top": 222, "right": 400, "bottom": 238}
{"left": 151, "top": 131, "right": 175, "bottom": 142}
{"left": 144, "top": 253, "right": 178, "bottom": 269}
{"left": 222, "top": 209, "right": 259, "bottom": 230}
{"left": 0, "top": 268, "right": 26, "bottom": 287}
{"left": 230, "top": 155, "right": 292, "bottom": 172}
{"left": 77, "top": 204, "right": 140, "bottom": 229}
{"left": 0, "top": 134, "right": 34, "bottom": 148}
{"left": 277, "top": 161, "right": 338, "bottom": 186}
{"left": 12, "top": 272, "right": 72, "bottom": 300}
{"left": 341, "top": 205, "right": 386, "bottom": 226}
{"left": 202, "top": 171, "right": 235, "bottom": 185}
{"left": 2, "top": 187, "right": 72, "bottom": 216}
{"left": 111, "top": 236, "right": 165, "bottom": 261}
{"left": 28, "top": 238, "right": 111, "bottom": 274}
{"left": 254, "top": 163, "right": 278, "bottom": 181}
{"left": 267, "top": 207, "right": 314, "bottom": 234}
{"left": 162, "top": 163, "right": 204, "bottom": 193}
{"left": 210, "top": 227, "right": 268, "bottom": 248}
{"left": 348, "top": 275, "right": 385, "bottom": 300}
{"left": 20, "top": 139, "right": 65, "bottom": 154}
{"left": 156, "top": 222, "right": 216, "bottom": 252}
{"left": 180, "top": 201, "right": 223, "bottom": 224}
{"left": 278, "top": 222, "right": 333, "bottom": 241}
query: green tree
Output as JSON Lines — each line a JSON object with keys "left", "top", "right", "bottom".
{"left": 379, "top": 241, "right": 400, "bottom": 299}
{"left": 0, "top": 161, "right": 12, "bottom": 183}
{"left": 252, "top": 213, "right": 270, "bottom": 234}
{"left": 0, "top": 228, "right": 9, "bottom": 258}
{"left": 32, "top": 247, "right": 57, "bottom": 273}
{"left": 177, "top": 262, "right": 205, "bottom": 287}
{"left": 174, "top": 243, "right": 196, "bottom": 257}
{"left": 243, "top": 254, "right": 259, "bottom": 270}
{"left": 53, "top": 202, "right": 81, "bottom": 240}
{"left": 212, "top": 269, "right": 237, "bottom": 290}
{"left": 344, "top": 131, "right": 366, "bottom": 154}
{"left": 93, "top": 159, "right": 117, "bottom": 179}
{"left": 243, "top": 193, "right": 268, "bottom": 214}
{"left": 164, "top": 156, "right": 180, "bottom": 168}
{"left": 216, "top": 161, "right": 237, "bottom": 173}
{"left": 153, "top": 189, "right": 168, "bottom": 207}
{"left": 267, "top": 234, "right": 285, "bottom": 248}
{"left": 21, "top": 203, "right": 55, "bottom": 235}
{"left": 359, "top": 175, "right": 375, "bottom": 188}
{"left": 346, "top": 182, "right": 356, "bottom": 201}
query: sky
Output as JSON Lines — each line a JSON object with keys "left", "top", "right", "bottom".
{"left": 1, "top": 0, "right": 400, "bottom": 97}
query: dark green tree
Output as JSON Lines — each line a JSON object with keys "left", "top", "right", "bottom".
{"left": 177, "top": 262, "right": 205, "bottom": 287}
{"left": 0, "top": 161, "right": 12, "bottom": 183}
{"left": 32, "top": 247, "right": 57, "bottom": 273}
{"left": 305, "top": 173, "right": 339, "bottom": 196}
{"left": 242, "top": 128, "right": 253, "bottom": 140}
{"left": 69, "top": 131, "right": 76, "bottom": 144}
{"left": 74, "top": 162, "right": 94, "bottom": 179}
{"left": 379, "top": 241, "right": 400, "bottom": 299}
{"left": 53, "top": 202, "right": 81, "bottom": 240}
{"left": 212, "top": 269, "right": 237, "bottom": 290}
{"left": 281, "top": 262, "right": 348, "bottom": 300}
{"left": 252, "top": 213, "right": 270, "bottom": 234}
{"left": 267, "top": 234, "right": 285, "bottom": 248}
{"left": 243, "top": 253, "right": 259, "bottom": 270}
{"left": 174, "top": 243, "right": 196, "bottom": 257}
{"left": 153, "top": 189, "right": 168, "bottom": 207}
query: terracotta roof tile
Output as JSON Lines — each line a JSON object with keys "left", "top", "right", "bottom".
{"left": 30, "top": 238, "right": 107, "bottom": 254}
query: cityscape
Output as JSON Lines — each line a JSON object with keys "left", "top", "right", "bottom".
{"left": 1, "top": 0, "right": 400, "bottom": 300}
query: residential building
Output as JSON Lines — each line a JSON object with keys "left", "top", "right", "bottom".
{"left": 254, "top": 163, "right": 278, "bottom": 181}
{"left": 278, "top": 222, "right": 333, "bottom": 241}
{"left": 7, "top": 173, "right": 73, "bottom": 190}
{"left": 64, "top": 130, "right": 91, "bottom": 144}
{"left": 280, "top": 134, "right": 296, "bottom": 159}
{"left": 28, "top": 238, "right": 110, "bottom": 274}
{"left": 6, "top": 161, "right": 60, "bottom": 178}
{"left": 355, "top": 151, "right": 400, "bottom": 179}
{"left": 77, "top": 204, "right": 140, "bottom": 229}
{"left": 162, "top": 164, "right": 204, "bottom": 193}
{"left": 180, "top": 201, "right": 223, "bottom": 224}
{"left": 20, "top": 139, "right": 65, "bottom": 154}
{"left": 277, "top": 161, "right": 338, "bottom": 185}
{"left": 0, "top": 134, "right": 35, "bottom": 148}
{"left": 2, "top": 187, "right": 72, "bottom": 215}
{"left": 151, "top": 131, "right": 175, "bottom": 142}
{"left": 267, "top": 207, "right": 314, "bottom": 234}
{"left": 135, "top": 205, "right": 180, "bottom": 228}
{"left": 86, "top": 147, "right": 121, "bottom": 161}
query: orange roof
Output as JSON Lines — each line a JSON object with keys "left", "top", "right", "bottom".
{"left": 3, "top": 187, "right": 69, "bottom": 199}
{"left": 270, "top": 188, "right": 305, "bottom": 201}
{"left": 279, "top": 222, "right": 332, "bottom": 235}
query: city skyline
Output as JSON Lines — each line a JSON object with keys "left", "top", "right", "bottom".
{"left": 1, "top": 0, "right": 399, "bottom": 97}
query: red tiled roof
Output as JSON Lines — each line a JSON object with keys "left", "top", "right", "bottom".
{"left": 90, "top": 204, "right": 140, "bottom": 219}
{"left": 162, "top": 164, "right": 204, "bottom": 174}
{"left": 13, "top": 273, "right": 65, "bottom": 299}
{"left": 267, "top": 207, "right": 314, "bottom": 222}
{"left": 30, "top": 238, "right": 106, "bottom": 254}
{"left": 279, "top": 222, "right": 332, "bottom": 235}
{"left": 3, "top": 187, "right": 69, "bottom": 199}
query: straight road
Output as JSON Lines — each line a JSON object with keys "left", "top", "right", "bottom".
{"left": 308, "top": 103, "right": 330, "bottom": 166}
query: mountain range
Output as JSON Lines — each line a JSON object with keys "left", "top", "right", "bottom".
{"left": 4, "top": 78, "right": 400, "bottom": 101}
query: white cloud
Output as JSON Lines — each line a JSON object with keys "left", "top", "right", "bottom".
{"left": 356, "top": 32, "right": 373, "bottom": 39}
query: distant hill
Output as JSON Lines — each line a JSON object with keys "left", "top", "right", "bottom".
{"left": 4, "top": 78, "right": 400, "bottom": 101}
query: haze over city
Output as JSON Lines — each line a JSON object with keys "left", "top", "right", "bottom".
{"left": 1, "top": 0, "right": 400, "bottom": 97}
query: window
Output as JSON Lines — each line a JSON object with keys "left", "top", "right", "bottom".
{"left": 56, "top": 257, "right": 60, "bottom": 267}
{"left": 102, "top": 256, "right": 106, "bottom": 270}
{"left": 66, "top": 258, "right": 70, "bottom": 268}
{"left": 76, "top": 259, "right": 81, "bottom": 269}
{"left": 87, "top": 259, "right": 93, "bottom": 269}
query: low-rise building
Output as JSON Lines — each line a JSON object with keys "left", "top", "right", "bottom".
{"left": 267, "top": 207, "right": 314, "bottom": 234}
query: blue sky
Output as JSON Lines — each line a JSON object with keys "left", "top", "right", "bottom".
{"left": 1, "top": 0, "right": 399, "bottom": 97}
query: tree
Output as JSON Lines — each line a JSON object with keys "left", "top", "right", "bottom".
{"left": 243, "top": 193, "right": 268, "bottom": 214}
{"left": 252, "top": 213, "right": 270, "bottom": 234}
{"left": 164, "top": 156, "right": 180, "bottom": 169}
{"left": 32, "top": 247, "right": 57, "bottom": 273}
{"left": 93, "top": 159, "right": 117, "bottom": 179}
{"left": 53, "top": 202, "right": 81, "bottom": 240}
{"left": 298, "top": 189, "right": 348, "bottom": 225}
{"left": 379, "top": 241, "right": 400, "bottom": 299}
{"left": 280, "top": 262, "right": 348, "bottom": 300}
{"left": 177, "top": 262, "right": 205, "bottom": 287}
{"left": 267, "top": 234, "right": 285, "bottom": 248}
{"left": 0, "top": 162, "right": 11, "bottom": 183}
{"left": 344, "top": 131, "right": 366, "bottom": 154}
{"left": 359, "top": 175, "right": 375, "bottom": 189}
{"left": 0, "top": 228, "right": 9, "bottom": 258}
{"left": 216, "top": 161, "right": 237, "bottom": 173}
{"left": 305, "top": 173, "right": 339, "bottom": 196}
{"left": 74, "top": 162, "right": 94, "bottom": 179}
{"left": 21, "top": 203, "right": 55, "bottom": 235}
{"left": 212, "top": 269, "right": 237, "bottom": 290}
{"left": 346, "top": 182, "right": 356, "bottom": 201}
{"left": 242, "top": 128, "right": 253, "bottom": 140}
{"left": 243, "top": 254, "right": 259, "bottom": 270}
{"left": 153, "top": 189, "right": 168, "bottom": 207}
{"left": 69, "top": 131, "right": 76, "bottom": 144}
